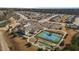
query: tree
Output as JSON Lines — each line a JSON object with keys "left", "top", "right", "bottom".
{"left": 5, "top": 9, "right": 15, "bottom": 19}
{"left": 71, "top": 32, "right": 79, "bottom": 51}
{"left": 37, "top": 48, "right": 44, "bottom": 51}
{"left": 60, "top": 41, "right": 64, "bottom": 46}
{"left": 24, "top": 42, "right": 32, "bottom": 48}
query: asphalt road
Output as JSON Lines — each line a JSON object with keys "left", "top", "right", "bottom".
{"left": 15, "top": 12, "right": 29, "bottom": 20}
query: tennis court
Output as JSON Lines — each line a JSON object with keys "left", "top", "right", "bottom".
{"left": 35, "top": 31, "right": 63, "bottom": 43}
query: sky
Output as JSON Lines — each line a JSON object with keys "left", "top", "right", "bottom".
{"left": 0, "top": 0, "right": 79, "bottom": 8}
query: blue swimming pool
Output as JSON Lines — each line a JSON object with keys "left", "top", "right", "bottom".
{"left": 35, "top": 31, "right": 62, "bottom": 43}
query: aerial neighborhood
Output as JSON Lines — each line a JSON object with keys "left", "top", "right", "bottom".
{"left": 0, "top": 8, "right": 79, "bottom": 51}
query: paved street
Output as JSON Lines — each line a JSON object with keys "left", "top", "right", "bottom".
{"left": 15, "top": 12, "right": 29, "bottom": 20}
